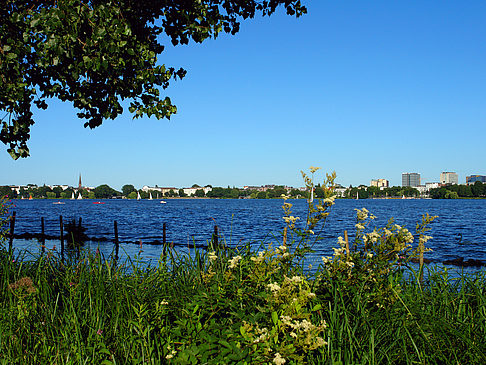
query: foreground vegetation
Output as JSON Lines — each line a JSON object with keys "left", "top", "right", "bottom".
{"left": 1, "top": 169, "right": 485, "bottom": 363}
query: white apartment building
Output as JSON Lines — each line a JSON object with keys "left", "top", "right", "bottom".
{"left": 440, "top": 172, "right": 458, "bottom": 185}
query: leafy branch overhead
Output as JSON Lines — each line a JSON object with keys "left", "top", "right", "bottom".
{"left": 0, "top": 0, "right": 306, "bottom": 159}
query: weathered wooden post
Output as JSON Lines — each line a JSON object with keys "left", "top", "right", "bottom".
{"left": 163, "top": 222, "right": 167, "bottom": 245}
{"left": 41, "top": 217, "right": 45, "bottom": 253}
{"left": 283, "top": 226, "right": 288, "bottom": 245}
{"left": 213, "top": 225, "right": 219, "bottom": 248}
{"left": 60, "top": 215, "right": 64, "bottom": 258}
{"left": 9, "top": 211, "right": 16, "bottom": 252}
{"left": 114, "top": 220, "right": 119, "bottom": 260}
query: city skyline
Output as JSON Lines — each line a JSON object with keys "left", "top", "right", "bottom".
{"left": 2, "top": 1, "right": 486, "bottom": 188}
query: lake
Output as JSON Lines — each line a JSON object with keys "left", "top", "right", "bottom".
{"left": 5, "top": 198, "right": 486, "bottom": 271}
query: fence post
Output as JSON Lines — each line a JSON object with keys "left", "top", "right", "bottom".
{"left": 283, "top": 227, "right": 288, "bottom": 245}
{"left": 41, "top": 217, "right": 45, "bottom": 253}
{"left": 9, "top": 211, "right": 16, "bottom": 252}
{"left": 114, "top": 220, "right": 119, "bottom": 260}
{"left": 60, "top": 215, "right": 64, "bottom": 259}
{"left": 344, "top": 230, "right": 350, "bottom": 258}
{"left": 212, "top": 225, "right": 219, "bottom": 249}
{"left": 163, "top": 222, "right": 167, "bottom": 245}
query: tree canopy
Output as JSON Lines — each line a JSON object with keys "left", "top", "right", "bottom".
{"left": 0, "top": 0, "right": 306, "bottom": 159}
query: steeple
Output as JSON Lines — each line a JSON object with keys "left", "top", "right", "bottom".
{"left": 78, "top": 174, "right": 82, "bottom": 190}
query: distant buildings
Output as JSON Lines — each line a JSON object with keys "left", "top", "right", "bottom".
{"left": 466, "top": 175, "right": 486, "bottom": 185}
{"left": 370, "top": 179, "right": 389, "bottom": 188}
{"left": 402, "top": 173, "right": 420, "bottom": 187}
{"left": 440, "top": 172, "right": 458, "bottom": 185}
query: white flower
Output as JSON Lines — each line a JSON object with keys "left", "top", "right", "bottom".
{"left": 161, "top": 300, "right": 169, "bottom": 305}
{"left": 273, "top": 352, "right": 286, "bottom": 365}
{"left": 267, "top": 282, "right": 281, "bottom": 293}
{"left": 322, "top": 256, "right": 331, "bottom": 264}
{"left": 309, "top": 166, "right": 321, "bottom": 174}
{"left": 228, "top": 255, "right": 242, "bottom": 269}
{"left": 337, "top": 236, "right": 346, "bottom": 245}
{"left": 355, "top": 223, "right": 365, "bottom": 230}
{"left": 208, "top": 251, "right": 217, "bottom": 262}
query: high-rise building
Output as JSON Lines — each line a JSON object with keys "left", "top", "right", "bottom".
{"left": 466, "top": 175, "right": 486, "bottom": 185}
{"left": 402, "top": 173, "right": 420, "bottom": 187}
{"left": 440, "top": 172, "right": 458, "bottom": 185}
{"left": 370, "top": 179, "right": 389, "bottom": 188}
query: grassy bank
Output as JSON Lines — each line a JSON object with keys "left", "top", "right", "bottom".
{"left": 1, "top": 241, "right": 485, "bottom": 364}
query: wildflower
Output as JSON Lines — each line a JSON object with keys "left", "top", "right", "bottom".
{"left": 322, "top": 256, "right": 331, "bottom": 264}
{"left": 228, "top": 255, "right": 242, "bottom": 269}
{"left": 345, "top": 261, "right": 354, "bottom": 268}
{"left": 208, "top": 251, "right": 217, "bottom": 262}
{"left": 96, "top": 329, "right": 103, "bottom": 335}
{"left": 308, "top": 229, "right": 315, "bottom": 235}
{"left": 315, "top": 337, "right": 327, "bottom": 347}
{"left": 337, "top": 236, "right": 346, "bottom": 245}
{"left": 355, "top": 223, "right": 365, "bottom": 230}
{"left": 366, "top": 252, "right": 373, "bottom": 259}
{"left": 267, "top": 282, "right": 281, "bottom": 293}
{"left": 290, "top": 332, "right": 297, "bottom": 338}
{"left": 289, "top": 275, "right": 302, "bottom": 284}
{"left": 332, "top": 247, "right": 345, "bottom": 256}
{"left": 161, "top": 300, "right": 169, "bottom": 305}
{"left": 273, "top": 352, "right": 286, "bottom": 365}
{"left": 8, "top": 277, "right": 36, "bottom": 294}
{"left": 282, "top": 216, "right": 300, "bottom": 224}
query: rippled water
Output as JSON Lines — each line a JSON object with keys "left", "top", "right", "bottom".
{"left": 6, "top": 198, "right": 486, "bottom": 270}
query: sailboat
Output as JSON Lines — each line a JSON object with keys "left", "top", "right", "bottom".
{"left": 77, "top": 192, "right": 82, "bottom": 200}
{"left": 149, "top": 192, "right": 153, "bottom": 200}
{"left": 137, "top": 191, "right": 141, "bottom": 200}
{"left": 71, "top": 192, "right": 75, "bottom": 200}
{"left": 356, "top": 191, "right": 359, "bottom": 200}
{"left": 29, "top": 194, "right": 33, "bottom": 200}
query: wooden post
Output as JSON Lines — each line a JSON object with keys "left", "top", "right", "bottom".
{"left": 344, "top": 230, "right": 350, "bottom": 258}
{"left": 114, "top": 220, "right": 119, "bottom": 260}
{"left": 9, "top": 211, "right": 16, "bottom": 252}
{"left": 163, "top": 222, "right": 167, "bottom": 245}
{"left": 283, "top": 226, "right": 288, "bottom": 245}
{"left": 60, "top": 215, "right": 64, "bottom": 258}
{"left": 419, "top": 240, "right": 424, "bottom": 283}
{"left": 213, "top": 225, "right": 219, "bottom": 248}
{"left": 41, "top": 217, "right": 45, "bottom": 253}
{"left": 77, "top": 217, "right": 81, "bottom": 258}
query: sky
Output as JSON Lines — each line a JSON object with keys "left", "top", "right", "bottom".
{"left": 2, "top": 1, "right": 486, "bottom": 190}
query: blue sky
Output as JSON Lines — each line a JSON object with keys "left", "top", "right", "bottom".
{"left": 2, "top": 1, "right": 486, "bottom": 190}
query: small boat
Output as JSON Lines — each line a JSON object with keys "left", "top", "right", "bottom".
{"left": 160, "top": 200, "right": 167, "bottom": 204}
{"left": 149, "top": 192, "right": 153, "bottom": 200}
{"left": 137, "top": 191, "right": 141, "bottom": 200}
{"left": 71, "top": 192, "right": 75, "bottom": 200}
{"left": 53, "top": 201, "right": 65, "bottom": 205}
{"left": 29, "top": 194, "right": 33, "bottom": 200}
{"left": 93, "top": 201, "right": 105, "bottom": 204}
{"left": 77, "top": 193, "right": 82, "bottom": 200}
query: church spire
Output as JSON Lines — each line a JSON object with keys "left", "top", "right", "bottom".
{"left": 78, "top": 174, "right": 82, "bottom": 190}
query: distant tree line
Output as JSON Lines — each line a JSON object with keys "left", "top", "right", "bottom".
{"left": 429, "top": 182, "right": 486, "bottom": 199}
{"left": 343, "top": 186, "right": 420, "bottom": 199}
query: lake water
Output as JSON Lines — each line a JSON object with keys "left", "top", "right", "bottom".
{"left": 5, "top": 198, "right": 486, "bottom": 272}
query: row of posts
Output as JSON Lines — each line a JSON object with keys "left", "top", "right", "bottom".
{"left": 8, "top": 213, "right": 221, "bottom": 257}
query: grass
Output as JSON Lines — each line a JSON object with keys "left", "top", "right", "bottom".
{"left": 0, "top": 242, "right": 485, "bottom": 364}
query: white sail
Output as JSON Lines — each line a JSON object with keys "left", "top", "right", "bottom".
{"left": 137, "top": 191, "right": 141, "bottom": 200}
{"left": 77, "top": 192, "right": 82, "bottom": 200}
{"left": 71, "top": 192, "right": 75, "bottom": 200}
{"left": 149, "top": 192, "right": 153, "bottom": 200}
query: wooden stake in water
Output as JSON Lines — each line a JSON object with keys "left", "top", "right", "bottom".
{"left": 419, "top": 240, "right": 424, "bottom": 283}
{"left": 163, "top": 222, "right": 167, "bottom": 245}
{"left": 114, "top": 220, "right": 119, "bottom": 261}
{"left": 9, "top": 211, "right": 16, "bottom": 252}
{"left": 213, "top": 225, "right": 219, "bottom": 249}
{"left": 344, "top": 230, "right": 350, "bottom": 258}
{"left": 60, "top": 215, "right": 64, "bottom": 258}
{"left": 41, "top": 217, "right": 45, "bottom": 253}
{"left": 283, "top": 226, "right": 288, "bottom": 245}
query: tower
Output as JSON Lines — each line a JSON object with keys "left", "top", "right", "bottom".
{"left": 78, "top": 174, "right": 82, "bottom": 190}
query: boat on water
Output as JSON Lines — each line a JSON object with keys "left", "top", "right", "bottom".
{"left": 28, "top": 194, "right": 33, "bottom": 200}
{"left": 137, "top": 191, "right": 141, "bottom": 200}
{"left": 77, "top": 193, "right": 82, "bottom": 200}
{"left": 149, "top": 192, "right": 153, "bottom": 200}
{"left": 93, "top": 201, "right": 105, "bottom": 204}
{"left": 53, "top": 201, "right": 65, "bottom": 205}
{"left": 71, "top": 192, "right": 75, "bottom": 200}
{"left": 160, "top": 200, "right": 167, "bottom": 204}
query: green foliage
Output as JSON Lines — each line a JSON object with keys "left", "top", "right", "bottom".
{"left": 121, "top": 184, "right": 136, "bottom": 197}
{"left": 430, "top": 182, "right": 486, "bottom": 199}
{"left": 0, "top": 0, "right": 307, "bottom": 158}
{"left": 93, "top": 184, "right": 120, "bottom": 199}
